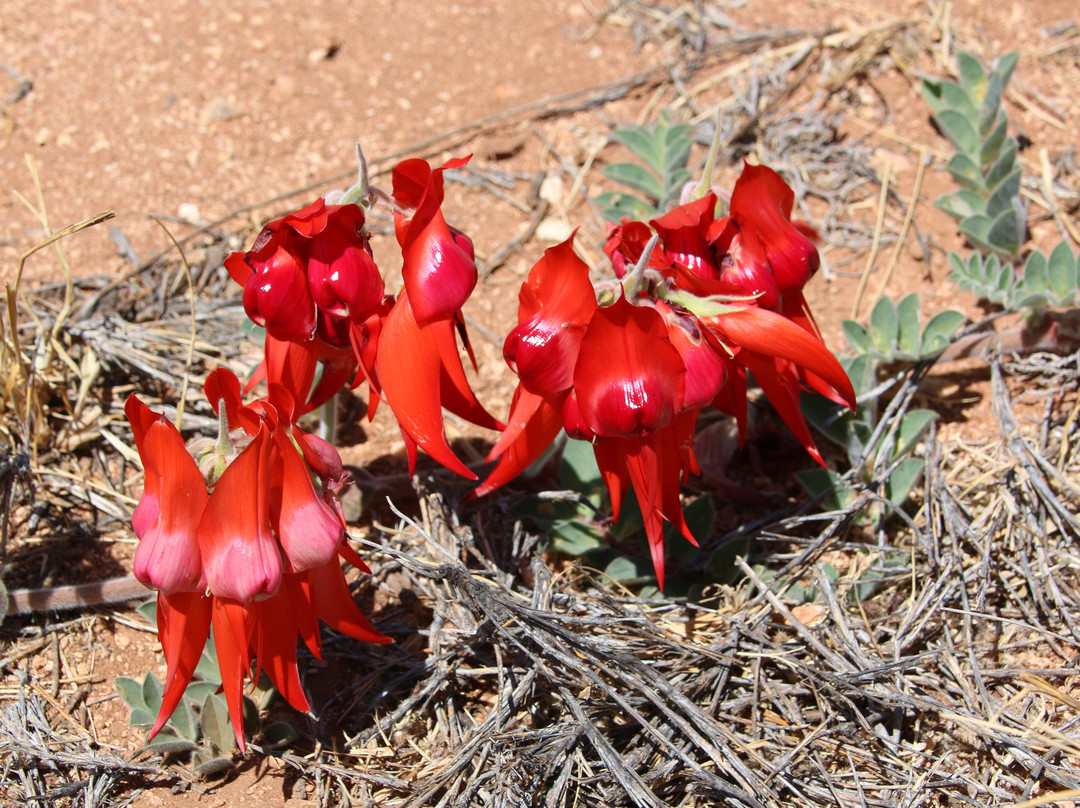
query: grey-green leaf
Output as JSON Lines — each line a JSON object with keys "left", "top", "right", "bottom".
{"left": 896, "top": 293, "right": 922, "bottom": 357}
{"left": 934, "top": 109, "right": 980, "bottom": 156}
{"left": 869, "top": 295, "right": 898, "bottom": 355}
{"left": 893, "top": 409, "right": 937, "bottom": 460}
{"left": 1047, "top": 242, "right": 1078, "bottom": 303}
{"left": 921, "top": 309, "right": 966, "bottom": 354}
{"left": 841, "top": 319, "right": 873, "bottom": 355}
{"left": 200, "top": 692, "right": 236, "bottom": 755}
{"left": 601, "top": 162, "right": 665, "bottom": 202}
{"left": 887, "top": 458, "right": 926, "bottom": 505}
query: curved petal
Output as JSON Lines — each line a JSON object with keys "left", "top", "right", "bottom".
{"left": 394, "top": 156, "right": 477, "bottom": 322}
{"left": 198, "top": 425, "right": 283, "bottom": 602}
{"left": 211, "top": 598, "right": 253, "bottom": 752}
{"left": 706, "top": 305, "right": 856, "bottom": 409}
{"left": 310, "top": 558, "right": 391, "bottom": 645}
{"left": 377, "top": 294, "right": 481, "bottom": 478}
{"left": 125, "top": 396, "right": 206, "bottom": 593}
{"left": 307, "top": 205, "right": 385, "bottom": 320}
{"left": 573, "top": 295, "right": 685, "bottom": 438}
{"left": 729, "top": 162, "right": 819, "bottom": 293}
{"left": 474, "top": 388, "right": 565, "bottom": 498}
{"left": 271, "top": 429, "right": 344, "bottom": 573}
{"left": 504, "top": 237, "right": 597, "bottom": 396}
{"left": 150, "top": 590, "right": 212, "bottom": 740}
{"left": 252, "top": 590, "right": 310, "bottom": 714}
{"left": 241, "top": 241, "right": 318, "bottom": 342}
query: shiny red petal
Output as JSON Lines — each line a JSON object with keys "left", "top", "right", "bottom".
{"left": 729, "top": 163, "right": 819, "bottom": 292}
{"left": 573, "top": 296, "right": 685, "bottom": 438}
{"left": 706, "top": 306, "right": 856, "bottom": 408}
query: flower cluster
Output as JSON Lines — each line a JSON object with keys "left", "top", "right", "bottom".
{"left": 126, "top": 369, "right": 390, "bottom": 751}
{"left": 224, "top": 155, "right": 499, "bottom": 477}
{"left": 126, "top": 149, "right": 856, "bottom": 749}
{"left": 476, "top": 163, "right": 855, "bottom": 589}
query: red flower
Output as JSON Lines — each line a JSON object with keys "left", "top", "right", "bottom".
{"left": 125, "top": 369, "right": 390, "bottom": 751}
{"left": 393, "top": 155, "right": 478, "bottom": 323}
{"left": 376, "top": 155, "right": 501, "bottom": 478}
{"left": 225, "top": 199, "right": 385, "bottom": 413}
{"left": 474, "top": 237, "right": 596, "bottom": 497}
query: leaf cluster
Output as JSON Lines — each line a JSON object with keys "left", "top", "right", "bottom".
{"left": 949, "top": 242, "right": 1080, "bottom": 309}
{"left": 116, "top": 601, "right": 298, "bottom": 776}
{"left": 595, "top": 113, "right": 695, "bottom": 223}
{"left": 921, "top": 52, "right": 1025, "bottom": 259}
{"left": 841, "top": 293, "right": 966, "bottom": 363}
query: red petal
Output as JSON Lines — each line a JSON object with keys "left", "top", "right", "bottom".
{"left": 649, "top": 192, "right": 718, "bottom": 280}
{"left": 198, "top": 426, "right": 283, "bottom": 601}
{"left": 211, "top": 599, "right": 252, "bottom": 752}
{"left": 272, "top": 430, "right": 344, "bottom": 573}
{"left": 394, "top": 156, "right": 477, "bottom": 322}
{"left": 474, "top": 388, "right": 564, "bottom": 498}
{"left": 504, "top": 237, "right": 597, "bottom": 396}
{"left": 377, "top": 294, "right": 487, "bottom": 478}
{"left": 241, "top": 242, "right": 318, "bottom": 342}
{"left": 706, "top": 306, "right": 855, "bottom": 408}
{"left": 310, "top": 558, "right": 391, "bottom": 645}
{"left": 125, "top": 396, "right": 206, "bottom": 593}
{"left": 729, "top": 163, "right": 818, "bottom": 292}
{"left": 573, "top": 296, "right": 685, "bottom": 438}
{"left": 252, "top": 591, "right": 310, "bottom": 713}
{"left": 150, "top": 591, "right": 212, "bottom": 739}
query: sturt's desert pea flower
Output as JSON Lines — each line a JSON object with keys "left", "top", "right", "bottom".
{"left": 225, "top": 198, "right": 385, "bottom": 414}
{"left": 482, "top": 162, "right": 856, "bottom": 588}
{"left": 125, "top": 369, "right": 389, "bottom": 751}
{"left": 375, "top": 155, "right": 502, "bottom": 478}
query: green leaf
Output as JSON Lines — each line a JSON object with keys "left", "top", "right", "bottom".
{"left": 919, "top": 77, "right": 947, "bottom": 113}
{"left": 136, "top": 599, "right": 157, "bottom": 625}
{"left": 147, "top": 731, "right": 199, "bottom": 755}
{"left": 560, "top": 438, "right": 603, "bottom": 500}
{"left": 934, "top": 189, "right": 985, "bottom": 221}
{"left": 1020, "top": 250, "right": 1049, "bottom": 297}
{"left": 895, "top": 293, "right": 922, "bottom": 357}
{"left": 892, "top": 409, "right": 937, "bottom": 460}
{"left": 957, "top": 52, "right": 986, "bottom": 99}
{"left": 1047, "top": 242, "right": 1078, "bottom": 303}
{"left": 595, "top": 191, "right": 656, "bottom": 224}
{"left": 992, "top": 53, "right": 1019, "bottom": 95}
{"left": 128, "top": 707, "right": 157, "bottom": 728}
{"left": 796, "top": 468, "right": 854, "bottom": 511}
{"left": 611, "top": 127, "right": 661, "bottom": 167}
{"left": 984, "top": 136, "right": 1018, "bottom": 190}
{"left": 984, "top": 168, "right": 1021, "bottom": 219}
{"left": 682, "top": 495, "right": 715, "bottom": 547}
{"left": 979, "top": 71, "right": 1008, "bottom": 136}
{"left": 939, "top": 81, "right": 978, "bottom": 119}
{"left": 194, "top": 756, "right": 234, "bottom": 778}
{"left": 921, "top": 309, "right": 966, "bottom": 354}
{"left": 200, "top": 692, "right": 236, "bottom": 755}
{"left": 985, "top": 207, "right": 1023, "bottom": 259}
{"left": 945, "top": 153, "right": 985, "bottom": 192}
{"left": 260, "top": 721, "right": 300, "bottom": 750}
{"left": 183, "top": 681, "right": 220, "bottom": 707}
{"left": 958, "top": 214, "right": 995, "bottom": 255}
{"left": 604, "top": 555, "right": 651, "bottom": 583}
{"left": 980, "top": 116, "right": 1011, "bottom": 169}
{"left": 869, "top": 295, "right": 898, "bottom": 356}
{"left": 115, "top": 676, "right": 147, "bottom": 711}
{"left": 886, "top": 458, "right": 925, "bottom": 505}
{"left": 841, "top": 319, "right": 873, "bottom": 355}
{"left": 550, "top": 522, "right": 606, "bottom": 556}
{"left": 167, "top": 697, "right": 197, "bottom": 742}
{"left": 142, "top": 672, "right": 164, "bottom": 715}
{"left": 934, "top": 109, "right": 980, "bottom": 156}
{"left": 705, "top": 536, "right": 751, "bottom": 584}
{"left": 601, "top": 162, "right": 665, "bottom": 202}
